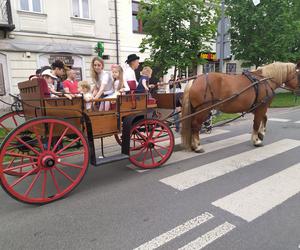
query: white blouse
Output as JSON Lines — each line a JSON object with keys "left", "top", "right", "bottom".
{"left": 95, "top": 70, "right": 114, "bottom": 95}
{"left": 123, "top": 66, "right": 138, "bottom": 91}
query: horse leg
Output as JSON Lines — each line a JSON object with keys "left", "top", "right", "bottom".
{"left": 191, "top": 112, "right": 211, "bottom": 153}
{"left": 252, "top": 106, "right": 268, "bottom": 147}
{"left": 258, "top": 114, "right": 267, "bottom": 140}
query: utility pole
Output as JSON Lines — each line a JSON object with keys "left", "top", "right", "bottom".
{"left": 219, "top": 0, "right": 225, "bottom": 73}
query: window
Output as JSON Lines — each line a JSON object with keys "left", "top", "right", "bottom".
{"left": 72, "top": 0, "right": 90, "bottom": 19}
{"left": 132, "top": 1, "right": 143, "bottom": 33}
{"left": 20, "top": 0, "right": 42, "bottom": 12}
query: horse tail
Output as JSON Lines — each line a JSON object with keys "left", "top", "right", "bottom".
{"left": 181, "top": 80, "right": 193, "bottom": 151}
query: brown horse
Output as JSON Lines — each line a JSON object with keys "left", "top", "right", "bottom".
{"left": 181, "top": 61, "right": 300, "bottom": 153}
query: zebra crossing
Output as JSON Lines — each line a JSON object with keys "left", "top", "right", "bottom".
{"left": 133, "top": 117, "right": 300, "bottom": 250}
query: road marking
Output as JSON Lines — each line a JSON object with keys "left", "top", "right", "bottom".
{"left": 178, "top": 222, "right": 236, "bottom": 250}
{"left": 128, "top": 129, "right": 230, "bottom": 173}
{"left": 268, "top": 118, "right": 290, "bottom": 122}
{"left": 212, "top": 163, "right": 300, "bottom": 222}
{"left": 160, "top": 139, "right": 300, "bottom": 191}
{"left": 133, "top": 212, "right": 214, "bottom": 250}
{"left": 294, "top": 121, "right": 300, "bottom": 124}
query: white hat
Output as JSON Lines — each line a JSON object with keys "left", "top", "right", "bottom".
{"left": 42, "top": 69, "right": 57, "bottom": 79}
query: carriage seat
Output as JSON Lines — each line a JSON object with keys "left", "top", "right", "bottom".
{"left": 18, "top": 77, "right": 50, "bottom": 100}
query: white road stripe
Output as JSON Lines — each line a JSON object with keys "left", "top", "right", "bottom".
{"left": 268, "top": 118, "right": 290, "bottom": 122}
{"left": 133, "top": 212, "right": 214, "bottom": 250}
{"left": 294, "top": 121, "right": 300, "bottom": 124}
{"left": 212, "top": 163, "right": 300, "bottom": 222}
{"left": 178, "top": 222, "right": 236, "bottom": 250}
{"left": 129, "top": 129, "right": 230, "bottom": 173}
{"left": 167, "top": 134, "right": 250, "bottom": 165}
{"left": 160, "top": 139, "right": 300, "bottom": 191}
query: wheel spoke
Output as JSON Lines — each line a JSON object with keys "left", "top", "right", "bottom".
{"left": 133, "top": 128, "right": 147, "bottom": 141}
{"left": 148, "top": 121, "right": 158, "bottom": 139}
{"left": 42, "top": 169, "right": 47, "bottom": 198}
{"left": 131, "top": 146, "right": 146, "bottom": 159}
{"left": 52, "top": 127, "right": 69, "bottom": 152}
{"left": 6, "top": 151, "right": 38, "bottom": 160}
{"left": 24, "top": 170, "right": 41, "bottom": 197}
{"left": 153, "top": 147, "right": 164, "bottom": 159}
{"left": 56, "top": 137, "right": 81, "bottom": 155}
{"left": 15, "top": 137, "right": 40, "bottom": 155}
{"left": 47, "top": 122, "right": 55, "bottom": 150}
{"left": 154, "top": 144, "right": 169, "bottom": 150}
{"left": 10, "top": 167, "right": 39, "bottom": 188}
{"left": 0, "top": 123, "right": 10, "bottom": 132}
{"left": 54, "top": 166, "right": 75, "bottom": 182}
{"left": 153, "top": 137, "right": 170, "bottom": 143}
{"left": 57, "top": 161, "right": 83, "bottom": 169}
{"left": 150, "top": 149, "right": 155, "bottom": 165}
{"left": 4, "top": 162, "right": 37, "bottom": 173}
{"left": 32, "top": 126, "right": 45, "bottom": 152}
{"left": 49, "top": 169, "right": 61, "bottom": 193}
{"left": 58, "top": 151, "right": 83, "bottom": 158}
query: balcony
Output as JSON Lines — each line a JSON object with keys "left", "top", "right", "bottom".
{"left": 0, "top": 0, "right": 15, "bottom": 32}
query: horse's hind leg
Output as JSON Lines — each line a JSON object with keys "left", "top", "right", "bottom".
{"left": 252, "top": 106, "right": 268, "bottom": 147}
{"left": 191, "top": 112, "right": 210, "bottom": 153}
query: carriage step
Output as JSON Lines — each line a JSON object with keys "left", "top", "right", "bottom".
{"left": 94, "top": 154, "right": 129, "bottom": 166}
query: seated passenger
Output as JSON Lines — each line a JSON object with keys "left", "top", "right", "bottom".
{"left": 105, "top": 64, "right": 126, "bottom": 99}
{"left": 63, "top": 68, "right": 79, "bottom": 97}
{"left": 42, "top": 69, "right": 72, "bottom": 99}
{"left": 90, "top": 57, "right": 114, "bottom": 111}
{"left": 136, "top": 66, "right": 155, "bottom": 94}
{"left": 124, "top": 54, "right": 140, "bottom": 92}
{"left": 78, "top": 81, "right": 93, "bottom": 111}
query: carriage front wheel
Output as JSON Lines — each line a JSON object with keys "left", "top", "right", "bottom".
{"left": 0, "top": 117, "right": 89, "bottom": 204}
{"left": 129, "top": 119, "right": 174, "bottom": 169}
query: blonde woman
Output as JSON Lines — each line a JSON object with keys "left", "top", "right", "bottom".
{"left": 90, "top": 57, "right": 114, "bottom": 110}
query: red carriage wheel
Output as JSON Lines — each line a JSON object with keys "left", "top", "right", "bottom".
{"left": 129, "top": 119, "right": 174, "bottom": 169}
{"left": 0, "top": 117, "right": 89, "bottom": 204}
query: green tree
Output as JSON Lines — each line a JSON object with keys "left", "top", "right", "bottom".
{"left": 226, "top": 0, "right": 300, "bottom": 67}
{"left": 139, "top": 0, "right": 220, "bottom": 77}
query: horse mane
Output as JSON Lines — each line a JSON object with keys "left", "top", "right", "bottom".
{"left": 259, "top": 62, "right": 296, "bottom": 84}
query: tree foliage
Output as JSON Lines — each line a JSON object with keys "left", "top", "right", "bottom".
{"left": 139, "top": 0, "right": 220, "bottom": 77}
{"left": 226, "top": 0, "right": 300, "bottom": 67}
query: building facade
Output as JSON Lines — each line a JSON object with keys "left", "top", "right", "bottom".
{"left": 0, "top": 0, "right": 245, "bottom": 110}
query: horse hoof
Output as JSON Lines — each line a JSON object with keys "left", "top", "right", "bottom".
{"left": 194, "top": 147, "right": 205, "bottom": 153}
{"left": 254, "top": 140, "right": 263, "bottom": 147}
{"left": 258, "top": 132, "right": 264, "bottom": 141}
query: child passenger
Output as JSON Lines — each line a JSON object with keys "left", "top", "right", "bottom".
{"left": 136, "top": 66, "right": 155, "bottom": 93}
{"left": 78, "top": 81, "right": 93, "bottom": 111}
{"left": 105, "top": 64, "right": 125, "bottom": 99}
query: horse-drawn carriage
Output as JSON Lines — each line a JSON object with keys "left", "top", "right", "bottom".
{"left": 0, "top": 77, "right": 176, "bottom": 204}
{"left": 0, "top": 61, "right": 299, "bottom": 205}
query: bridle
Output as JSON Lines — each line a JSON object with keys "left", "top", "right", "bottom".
{"left": 280, "top": 68, "right": 300, "bottom": 92}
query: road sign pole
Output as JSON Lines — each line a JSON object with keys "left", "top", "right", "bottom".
{"left": 219, "top": 0, "right": 225, "bottom": 73}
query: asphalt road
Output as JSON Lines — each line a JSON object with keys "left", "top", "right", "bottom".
{"left": 0, "top": 108, "right": 300, "bottom": 250}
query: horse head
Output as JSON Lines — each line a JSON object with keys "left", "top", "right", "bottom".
{"left": 284, "top": 61, "right": 300, "bottom": 91}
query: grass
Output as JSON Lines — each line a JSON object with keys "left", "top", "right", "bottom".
{"left": 270, "top": 92, "right": 300, "bottom": 108}
{"left": 212, "top": 113, "right": 239, "bottom": 124}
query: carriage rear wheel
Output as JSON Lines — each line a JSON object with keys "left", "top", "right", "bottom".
{"left": 129, "top": 119, "right": 174, "bottom": 169}
{"left": 0, "top": 117, "right": 89, "bottom": 204}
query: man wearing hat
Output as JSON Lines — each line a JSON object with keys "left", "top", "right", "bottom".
{"left": 124, "top": 54, "right": 140, "bottom": 92}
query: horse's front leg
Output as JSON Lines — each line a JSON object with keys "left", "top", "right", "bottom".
{"left": 252, "top": 106, "right": 268, "bottom": 147}
{"left": 258, "top": 114, "right": 267, "bottom": 140}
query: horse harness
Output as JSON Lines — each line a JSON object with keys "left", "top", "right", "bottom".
{"left": 242, "top": 70, "right": 275, "bottom": 110}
